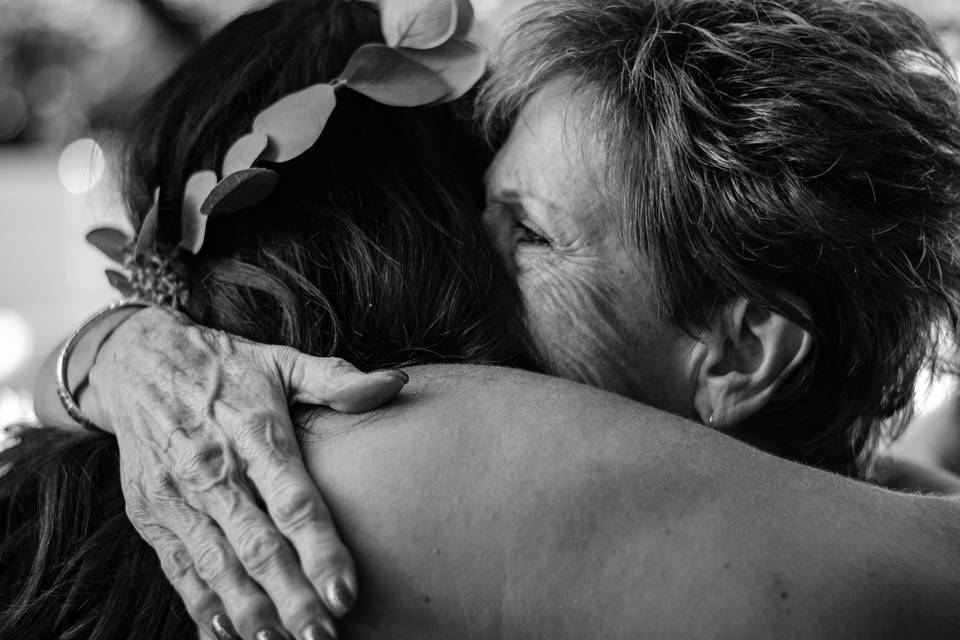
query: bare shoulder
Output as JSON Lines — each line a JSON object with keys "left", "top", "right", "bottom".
{"left": 297, "top": 365, "right": 960, "bottom": 639}
{"left": 303, "top": 363, "right": 686, "bottom": 447}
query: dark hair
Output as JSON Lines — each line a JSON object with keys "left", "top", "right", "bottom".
{"left": 479, "top": 0, "right": 960, "bottom": 475}
{"left": 0, "top": 0, "right": 535, "bottom": 637}
{"left": 0, "top": 428, "right": 186, "bottom": 638}
{"left": 128, "top": 0, "right": 532, "bottom": 372}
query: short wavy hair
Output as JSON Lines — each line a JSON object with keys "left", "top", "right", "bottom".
{"left": 479, "top": 0, "right": 960, "bottom": 475}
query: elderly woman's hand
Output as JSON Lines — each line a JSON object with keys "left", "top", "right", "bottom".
{"left": 83, "top": 305, "right": 407, "bottom": 640}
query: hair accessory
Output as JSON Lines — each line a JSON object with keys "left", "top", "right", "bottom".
{"left": 86, "top": 188, "right": 190, "bottom": 309}
{"left": 85, "top": 0, "right": 486, "bottom": 301}
{"left": 56, "top": 299, "right": 154, "bottom": 430}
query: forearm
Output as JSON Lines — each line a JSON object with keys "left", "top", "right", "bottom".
{"left": 33, "top": 306, "right": 142, "bottom": 432}
{"left": 304, "top": 365, "right": 960, "bottom": 639}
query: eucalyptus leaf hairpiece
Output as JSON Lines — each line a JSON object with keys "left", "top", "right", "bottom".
{"left": 86, "top": 0, "right": 486, "bottom": 308}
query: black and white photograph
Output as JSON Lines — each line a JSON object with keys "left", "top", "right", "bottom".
{"left": 2, "top": 0, "right": 960, "bottom": 638}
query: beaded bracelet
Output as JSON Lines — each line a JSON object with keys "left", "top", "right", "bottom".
{"left": 55, "top": 298, "right": 154, "bottom": 430}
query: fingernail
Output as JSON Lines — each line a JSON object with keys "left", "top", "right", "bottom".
{"left": 210, "top": 614, "right": 241, "bottom": 640}
{"left": 254, "top": 628, "right": 285, "bottom": 640}
{"left": 302, "top": 620, "right": 338, "bottom": 640}
{"left": 323, "top": 577, "right": 356, "bottom": 618}
{"left": 375, "top": 369, "right": 408, "bottom": 384}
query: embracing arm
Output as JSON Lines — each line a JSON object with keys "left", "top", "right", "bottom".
{"left": 33, "top": 305, "right": 409, "bottom": 640}
{"left": 305, "top": 365, "right": 960, "bottom": 640}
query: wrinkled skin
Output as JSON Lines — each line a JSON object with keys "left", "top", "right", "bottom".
{"left": 482, "top": 78, "right": 697, "bottom": 415}
{"left": 86, "top": 305, "right": 407, "bottom": 640}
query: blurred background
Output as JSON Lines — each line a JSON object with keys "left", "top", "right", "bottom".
{"left": 0, "top": 0, "right": 958, "bottom": 430}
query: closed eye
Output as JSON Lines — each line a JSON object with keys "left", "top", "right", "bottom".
{"left": 515, "top": 220, "right": 551, "bottom": 246}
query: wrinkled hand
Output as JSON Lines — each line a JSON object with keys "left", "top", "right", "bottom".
{"left": 86, "top": 305, "right": 407, "bottom": 640}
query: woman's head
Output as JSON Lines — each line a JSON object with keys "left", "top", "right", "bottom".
{"left": 126, "top": 0, "right": 534, "bottom": 372}
{"left": 480, "top": 0, "right": 960, "bottom": 475}
{"left": 1, "top": 0, "right": 534, "bottom": 637}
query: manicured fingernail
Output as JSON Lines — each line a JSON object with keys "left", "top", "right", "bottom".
{"left": 323, "top": 577, "right": 356, "bottom": 618}
{"left": 302, "top": 620, "right": 337, "bottom": 640}
{"left": 254, "top": 628, "right": 284, "bottom": 640}
{"left": 210, "top": 614, "right": 241, "bottom": 640}
{"left": 375, "top": 369, "right": 408, "bottom": 384}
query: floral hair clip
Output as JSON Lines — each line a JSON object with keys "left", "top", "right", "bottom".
{"left": 86, "top": 0, "right": 485, "bottom": 309}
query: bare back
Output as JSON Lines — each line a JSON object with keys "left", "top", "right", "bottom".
{"left": 300, "top": 365, "right": 960, "bottom": 639}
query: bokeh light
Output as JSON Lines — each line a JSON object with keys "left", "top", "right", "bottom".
{"left": 0, "top": 388, "right": 36, "bottom": 434}
{"left": 27, "top": 64, "right": 75, "bottom": 119}
{"left": 58, "top": 137, "right": 106, "bottom": 194}
{"left": 89, "top": 0, "right": 144, "bottom": 49}
{"left": 0, "top": 88, "right": 29, "bottom": 142}
{"left": 0, "top": 310, "right": 34, "bottom": 383}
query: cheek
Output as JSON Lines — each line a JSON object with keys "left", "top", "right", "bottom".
{"left": 518, "top": 254, "right": 650, "bottom": 395}
{"left": 517, "top": 251, "right": 693, "bottom": 411}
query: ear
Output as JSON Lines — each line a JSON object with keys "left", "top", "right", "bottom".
{"left": 693, "top": 297, "right": 812, "bottom": 429}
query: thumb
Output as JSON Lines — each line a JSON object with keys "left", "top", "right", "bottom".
{"left": 277, "top": 349, "right": 408, "bottom": 412}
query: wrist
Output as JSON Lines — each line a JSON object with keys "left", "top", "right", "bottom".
{"left": 59, "top": 301, "right": 152, "bottom": 432}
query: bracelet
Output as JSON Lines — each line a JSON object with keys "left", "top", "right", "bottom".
{"left": 56, "top": 298, "right": 154, "bottom": 430}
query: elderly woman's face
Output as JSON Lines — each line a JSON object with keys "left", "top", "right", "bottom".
{"left": 483, "top": 79, "right": 695, "bottom": 414}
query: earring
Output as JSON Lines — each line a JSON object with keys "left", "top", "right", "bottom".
{"left": 708, "top": 412, "right": 715, "bottom": 428}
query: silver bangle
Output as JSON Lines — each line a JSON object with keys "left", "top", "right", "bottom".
{"left": 56, "top": 298, "right": 153, "bottom": 430}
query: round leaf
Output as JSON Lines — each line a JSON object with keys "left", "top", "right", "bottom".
{"left": 381, "top": 0, "right": 458, "bottom": 49}
{"left": 105, "top": 269, "right": 135, "bottom": 297}
{"left": 179, "top": 171, "right": 217, "bottom": 254}
{"left": 200, "top": 168, "right": 279, "bottom": 217}
{"left": 253, "top": 84, "right": 337, "bottom": 163}
{"left": 135, "top": 188, "right": 161, "bottom": 258}
{"left": 222, "top": 131, "right": 269, "bottom": 176}
{"left": 86, "top": 227, "right": 131, "bottom": 263}
{"left": 400, "top": 37, "right": 486, "bottom": 103}
{"left": 342, "top": 44, "right": 450, "bottom": 107}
